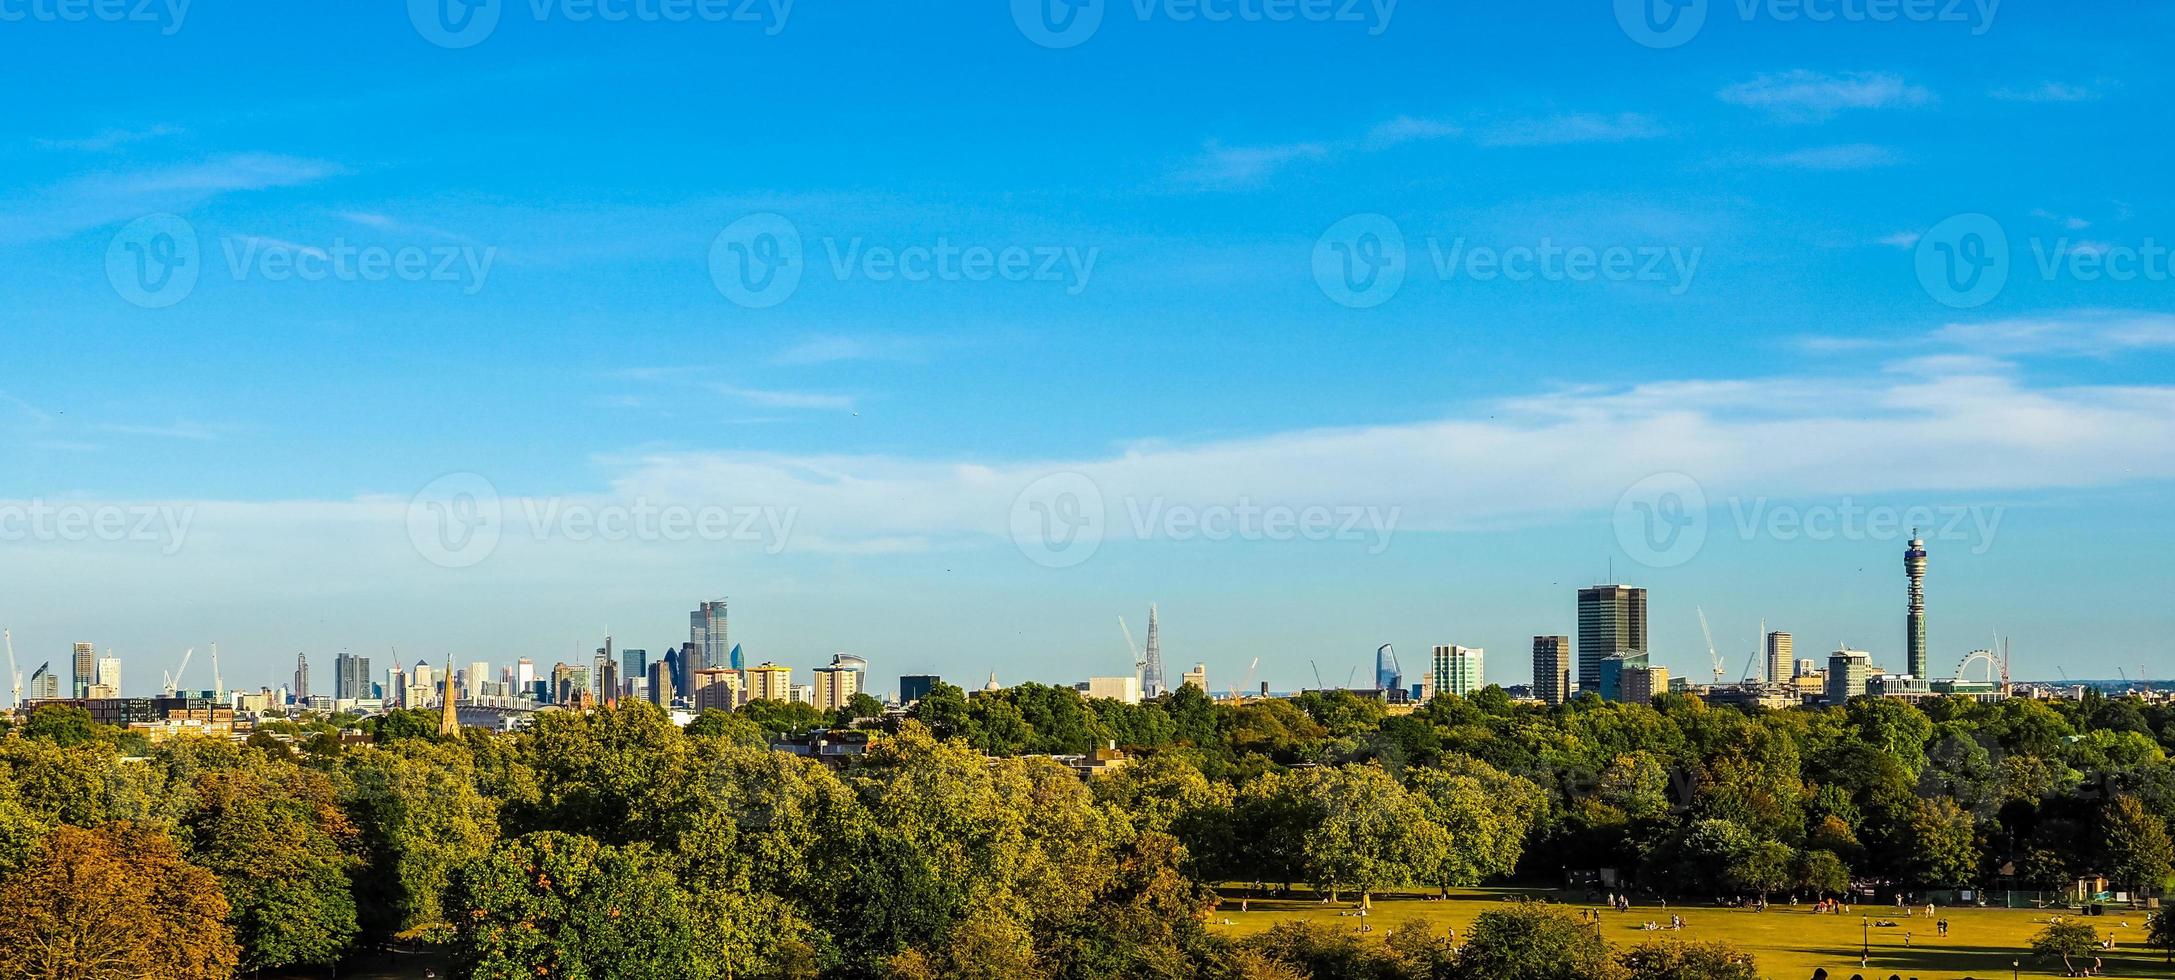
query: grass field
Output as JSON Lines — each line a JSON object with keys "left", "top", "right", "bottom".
{"left": 1211, "top": 888, "right": 2170, "bottom": 979}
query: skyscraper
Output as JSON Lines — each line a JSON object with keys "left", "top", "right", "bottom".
{"left": 1431, "top": 645, "right": 1484, "bottom": 697}
{"left": 334, "top": 651, "right": 372, "bottom": 701}
{"left": 690, "top": 599, "right": 728, "bottom": 677}
{"left": 1374, "top": 644, "right": 1401, "bottom": 692}
{"left": 1577, "top": 585, "right": 1648, "bottom": 694}
{"left": 1905, "top": 535, "right": 1929, "bottom": 679}
{"left": 621, "top": 648, "right": 648, "bottom": 696}
{"left": 1140, "top": 604, "right": 1166, "bottom": 698}
{"left": 1827, "top": 649, "right": 1873, "bottom": 704}
{"left": 72, "top": 642, "right": 94, "bottom": 699}
{"left": 92, "top": 652, "right": 121, "bottom": 698}
{"left": 647, "top": 660, "right": 675, "bottom": 707}
{"left": 813, "top": 653, "right": 867, "bottom": 712}
{"left": 28, "top": 662, "right": 60, "bottom": 701}
{"left": 293, "top": 652, "right": 310, "bottom": 702}
{"left": 1532, "top": 636, "right": 1572, "bottom": 706}
{"left": 1765, "top": 632, "right": 1794, "bottom": 685}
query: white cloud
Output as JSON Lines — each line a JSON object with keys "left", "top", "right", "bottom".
{"left": 713, "top": 385, "right": 857, "bottom": 412}
{"left": 34, "top": 123, "right": 185, "bottom": 152}
{"left": 1991, "top": 81, "right": 2111, "bottom": 104}
{"left": 1719, "top": 71, "right": 1934, "bottom": 122}
{"left": 1878, "top": 231, "right": 1922, "bottom": 248}
{"left": 1764, "top": 144, "right": 1900, "bottom": 170}
{"left": 0, "top": 153, "right": 343, "bottom": 246}
{"left": 1176, "top": 141, "right": 1333, "bottom": 190}
{"left": 771, "top": 336, "right": 929, "bottom": 367}
{"left": 1367, "top": 116, "right": 1463, "bottom": 147}
{"left": 1934, "top": 312, "right": 2175, "bottom": 357}
{"left": 1477, "top": 113, "right": 1664, "bottom": 147}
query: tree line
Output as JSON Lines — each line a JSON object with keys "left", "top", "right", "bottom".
{"left": 0, "top": 682, "right": 2171, "bottom": 978}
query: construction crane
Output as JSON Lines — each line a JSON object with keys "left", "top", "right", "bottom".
{"left": 3, "top": 629, "right": 19, "bottom": 710}
{"left": 162, "top": 647, "right": 195, "bottom": 697}
{"left": 1117, "top": 616, "right": 1147, "bottom": 679}
{"left": 1228, "top": 657, "right": 1262, "bottom": 704}
{"left": 1344, "top": 666, "right": 1359, "bottom": 689}
{"left": 1697, "top": 607, "right": 1726, "bottom": 686}
{"left": 1309, "top": 660, "right": 1326, "bottom": 689}
{"left": 210, "top": 643, "right": 224, "bottom": 700}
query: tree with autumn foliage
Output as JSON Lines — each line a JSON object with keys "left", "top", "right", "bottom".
{"left": 0, "top": 822, "right": 240, "bottom": 979}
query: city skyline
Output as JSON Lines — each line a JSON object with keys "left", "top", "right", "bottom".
{"left": 2, "top": 4, "right": 2172, "bottom": 688}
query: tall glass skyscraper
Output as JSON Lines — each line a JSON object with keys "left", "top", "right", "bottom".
{"left": 689, "top": 599, "right": 728, "bottom": 676}
{"left": 1577, "top": 585, "right": 1648, "bottom": 695}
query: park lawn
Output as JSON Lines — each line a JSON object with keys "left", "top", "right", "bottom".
{"left": 1210, "top": 888, "right": 2171, "bottom": 980}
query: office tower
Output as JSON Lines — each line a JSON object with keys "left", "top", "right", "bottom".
{"left": 813, "top": 654, "right": 867, "bottom": 712}
{"left": 1765, "top": 632, "right": 1794, "bottom": 685}
{"left": 28, "top": 662, "right": 60, "bottom": 701}
{"left": 293, "top": 653, "right": 310, "bottom": 702}
{"left": 621, "top": 649, "right": 648, "bottom": 697}
{"left": 91, "top": 652, "right": 122, "bottom": 698}
{"left": 1796, "top": 658, "right": 1818, "bottom": 679}
{"left": 1905, "top": 536, "right": 1929, "bottom": 679}
{"left": 647, "top": 660, "right": 675, "bottom": 707}
{"left": 1431, "top": 645, "right": 1484, "bottom": 697}
{"left": 1140, "top": 604, "right": 1167, "bottom": 697}
{"left": 747, "top": 662, "right": 794, "bottom": 702}
{"left": 1596, "top": 652, "right": 1652, "bottom": 703}
{"left": 899, "top": 674, "right": 940, "bottom": 705}
{"left": 728, "top": 643, "right": 744, "bottom": 672}
{"left": 385, "top": 662, "right": 406, "bottom": 709}
{"left": 1577, "top": 585, "right": 1648, "bottom": 694}
{"left": 515, "top": 658, "right": 537, "bottom": 694}
{"left": 676, "top": 643, "right": 699, "bottom": 693}
{"left": 690, "top": 599, "right": 728, "bottom": 676}
{"left": 1826, "top": 649, "right": 1873, "bottom": 704}
{"left": 334, "top": 651, "right": 372, "bottom": 701}
{"left": 72, "top": 642, "right": 94, "bottom": 698}
{"left": 1183, "top": 663, "right": 1208, "bottom": 692}
{"left": 1620, "top": 664, "right": 1668, "bottom": 706}
{"left": 1532, "top": 636, "right": 1572, "bottom": 706}
{"left": 1374, "top": 644, "right": 1401, "bottom": 692}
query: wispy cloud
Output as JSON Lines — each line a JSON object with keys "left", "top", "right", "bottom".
{"left": 713, "top": 385, "right": 857, "bottom": 412}
{"left": 1764, "top": 144, "right": 1900, "bottom": 170}
{"left": 1991, "top": 80, "right": 2113, "bottom": 104}
{"left": 1935, "top": 312, "right": 2175, "bottom": 357}
{"left": 771, "top": 335, "right": 930, "bottom": 367}
{"left": 34, "top": 123, "right": 185, "bottom": 152}
{"left": 1877, "top": 231, "right": 1922, "bottom": 249}
{"left": 1176, "top": 140, "right": 1333, "bottom": 190}
{"left": 94, "top": 420, "right": 220, "bottom": 441}
{"left": 334, "top": 210, "right": 474, "bottom": 242}
{"left": 1719, "top": 70, "right": 1934, "bottom": 123}
{"left": 1366, "top": 116, "right": 1463, "bottom": 148}
{"left": 2030, "top": 208, "right": 2091, "bottom": 231}
{"left": 0, "top": 153, "right": 343, "bottom": 246}
{"left": 1477, "top": 112, "right": 1664, "bottom": 147}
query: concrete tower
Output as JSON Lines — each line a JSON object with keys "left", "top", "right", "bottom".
{"left": 1905, "top": 535, "right": 1929, "bottom": 679}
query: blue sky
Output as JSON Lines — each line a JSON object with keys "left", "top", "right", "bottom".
{"left": 3, "top": 0, "right": 2173, "bottom": 696}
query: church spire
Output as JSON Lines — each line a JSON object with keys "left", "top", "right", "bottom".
{"left": 439, "top": 660, "right": 460, "bottom": 736}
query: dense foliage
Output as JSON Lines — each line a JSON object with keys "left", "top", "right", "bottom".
{"left": 0, "top": 683, "right": 2170, "bottom": 978}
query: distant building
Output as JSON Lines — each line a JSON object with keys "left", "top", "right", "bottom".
{"left": 690, "top": 668, "right": 743, "bottom": 712}
{"left": 1597, "top": 653, "right": 1650, "bottom": 704}
{"left": 91, "top": 653, "right": 123, "bottom": 699}
{"left": 1375, "top": 644, "right": 1401, "bottom": 692}
{"left": 689, "top": 599, "right": 728, "bottom": 677}
{"left": 1795, "top": 658, "right": 1818, "bottom": 679}
{"left": 1431, "top": 645, "right": 1484, "bottom": 697}
{"left": 1765, "top": 632, "right": 1794, "bottom": 685}
{"left": 899, "top": 674, "right": 941, "bottom": 705}
{"left": 1182, "top": 663, "right": 1208, "bottom": 692}
{"left": 334, "top": 651, "right": 372, "bottom": 702}
{"left": 1826, "top": 649, "right": 1873, "bottom": 705}
{"left": 293, "top": 652, "right": 310, "bottom": 702}
{"left": 746, "top": 663, "right": 794, "bottom": 703}
{"left": 1622, "top": 664, "right": 1669, "bottom": 706}
{"left": 647, "top": 660, "right": 675, "bottom": 708}
{"left": 1532, "top": 636, "right": 1572, "bottom": 705}
{"left": 1905, "top": 536, "right": 1930, "bottom": 680}
{"left": 72, "top": 642, "right": 95, "bottom": 699}
{"left": 621, "top": 649, "right": 648, "bottom": 697}
{"left": 812, "top": 654, "right": 867, "bottom": 712}
{"left": 1577, "top": 585, "right": 1647, "bottom": 695}
{"left": 1084, "top": 676, "right": 1142, "bottom": 704}
{"left": 27, "top": 662, "right": 60, "bottom": 701}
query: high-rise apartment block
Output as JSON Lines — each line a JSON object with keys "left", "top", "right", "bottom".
{"left": 1431, "top": 645, "right": 1484, "bottom": 697}
{"left": 1532, "top": 636, "right": 1572, "bottom": 705}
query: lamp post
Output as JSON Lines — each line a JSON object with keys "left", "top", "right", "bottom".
{"left": 2011, "top": 958, "right": 2019, "bottom": 980}
{"left": 1861, "top": 914, "right": 1870, "bottom": 963}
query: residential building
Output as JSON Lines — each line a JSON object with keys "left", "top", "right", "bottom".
{"left": 746, "top": 662, "right": 794, "bottom": 703}
{"left": 1597, "top": 653, "right": 1651, "bottom": 704}
{"left": 812, "top": 654, "right": 867, "bottom": 712}
{"left": 1577, "top": 585, "right": 1648, "bottom": 695}
{"left": 1085, "top": 676, "right": 1143, "bottom": 704}
{"left": 72, "top": 642, "right": 94, "bottom": 699}
{"left": 1431, "top": 645, "right": 1484, "bottom": 697}
{"left": 690, "top": 667, "right": 743, "bottom": 712}
{"left": 27, "top": 662, "right": 60, "bottom": 700}
{"left": 335, "top": 651, "right": 372, "bottom": 702}
{"left": 1532, "top": 636, "right": 1572, "bottom": 706}
{"left": 292, "top": 652, "right": 309, "bottom": 702}
{"left": 1622, "top": 664, "right": 1669, "bottom": 706}
{"left": 90, "top": 653, "right": 122, "bottom": 699}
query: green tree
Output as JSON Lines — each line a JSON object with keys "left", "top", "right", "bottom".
{"left": 338, "top": 740, "right": 503, "bottom": 936}
{"left": 372, "top": 707, "right": 442, "bottom": 744}
{"left": 2102, "top": 794, "right": 2175, "bottom": 896}
{"left": 1299, "top": 764, "right": 1450, "bottom": 902}
{"left": 906, "top": 681, "right": 972, "bottom": 740}
{"left": 18, "top": 703, "right": 97, "bottom": 746}
{"left": 2031, "top": 919, "right": 2100, "bottom": 975}
{"left": 181, "top": 762, "right": 361, "bottom": 970}
{"left": 1793, "top": 849, "right": 1851, "bottom": 897}
{"left": 448, "top": 831, "right": 726, "bottom": 980}
{"left": 1452, "top": 902, "right": 1620, "bottom": 980}
{"left": 1618, "top": 939, "right": 1757, "bottom": 980}
{"left": 1410, "top": 757, "right": 1545, "bottom": 894}
{"left": 2147, "top": 908, "right": 2174, "bottom": 964}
